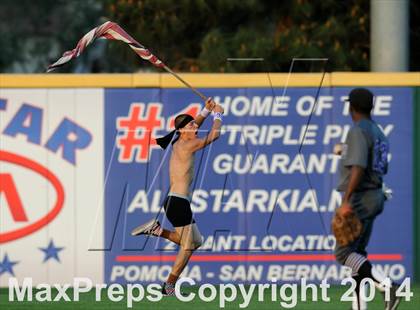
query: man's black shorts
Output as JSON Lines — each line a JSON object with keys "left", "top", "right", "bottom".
{"left": 163, "top": 195, "right": 195, "bottom": 227}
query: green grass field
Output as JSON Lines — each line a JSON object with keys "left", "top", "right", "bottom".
{"left": 1, "top": 285, "right": 419, "bottom": 309}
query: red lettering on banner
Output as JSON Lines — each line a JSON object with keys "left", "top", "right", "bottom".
{"left": 116, "top": 104, "right": 164, "bottom": 162}
{"left": 0, "top": 173, "right": 28, "bottom": 222}
{"left": 116, "top": 103, "right": 201, "bottom": 163}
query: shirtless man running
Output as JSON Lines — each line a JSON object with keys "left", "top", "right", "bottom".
{"left": 131, "top": 98, "right": 223, "bottom": 295}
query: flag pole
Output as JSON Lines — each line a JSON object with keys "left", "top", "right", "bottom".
{"left": 162, "top": 65, "right": 207, "bottom": 101}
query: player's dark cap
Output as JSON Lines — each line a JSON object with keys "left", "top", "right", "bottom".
{"left": 348, "top": 88, "right": 374, "bottom": 115}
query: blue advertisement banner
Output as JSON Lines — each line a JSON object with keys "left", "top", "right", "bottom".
{"left": 104, "top": 87, "right": 413, "bottom": 284}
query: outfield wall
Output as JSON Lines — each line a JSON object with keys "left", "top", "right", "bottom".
{"left": 0, "top": 73, "right": 419, "bottom": 285}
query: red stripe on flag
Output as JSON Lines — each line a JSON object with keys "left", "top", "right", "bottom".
{"left": 115, "top": 254, "right": 403, "bottom": 263}
{"left": 136, "top": 49, "right": 151, "bottom": 56}
{"left": 102, "top": 33, "right": 115, "bottom": 40}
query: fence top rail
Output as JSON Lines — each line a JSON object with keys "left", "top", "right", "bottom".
{"left": 1, "top": 72, "right": 419, "bottom": 88}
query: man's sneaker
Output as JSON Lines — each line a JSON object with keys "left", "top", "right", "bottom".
{"left": 385, "top": 285, "right": 401, "bottom": 310}
{"left": 131, "top": 219, "right": 162, "bottom": 236}
{"left": 161, "top": 282, "right": 176, "bottom": 296}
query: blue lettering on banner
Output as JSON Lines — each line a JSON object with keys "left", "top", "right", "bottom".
{"left": 45, "top": 118, "right": 92, "bottom": 164}
{"left": 4, "top": 104, "right": 43, "bottom": 144}
{"left": 1, "top": 102, "right": 92, "bottom": 165}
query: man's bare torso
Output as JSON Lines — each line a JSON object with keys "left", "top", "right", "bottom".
{"left": 169, "top": 140, "right": 194, "bottom": 196}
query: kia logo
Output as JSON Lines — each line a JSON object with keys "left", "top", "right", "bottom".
{"left": 0, "top": 150, "right": 65, "bottom": 243}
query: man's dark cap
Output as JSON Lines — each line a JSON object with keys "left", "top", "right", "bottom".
{"left": 156, "top": 114, "right": 194, "bottom": 149}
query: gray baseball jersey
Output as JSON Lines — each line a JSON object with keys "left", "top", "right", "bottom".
{"left": 337, "top": 118, "right": 389, "bottom": 192}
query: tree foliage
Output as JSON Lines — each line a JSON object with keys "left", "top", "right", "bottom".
{"left": 104, "top": 0, "right": 370, "bottom": 72}
{"left": 0, "top": 0, "right": 418, "bottom": 73}
{"left": 0, "top": 0, "right": 103, "bottom": 72}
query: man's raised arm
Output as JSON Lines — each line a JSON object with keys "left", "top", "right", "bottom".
{"left": 189, "top": 104, "right": 224, "bottom": 152}
{"left": 194, "top": 98, "right": 216, "bottom": 128}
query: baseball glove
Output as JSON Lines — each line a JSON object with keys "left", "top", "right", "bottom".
{"left": 332, "top": 208, "right": 362, "bottom": 247}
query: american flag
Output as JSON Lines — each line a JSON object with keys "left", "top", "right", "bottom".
{"left": 47, "top": 21, "right": 165, "bottom": 72}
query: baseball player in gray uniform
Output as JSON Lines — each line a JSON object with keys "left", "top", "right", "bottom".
{"left": 334, "top": 88, "right": 400, "bottom": 310}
